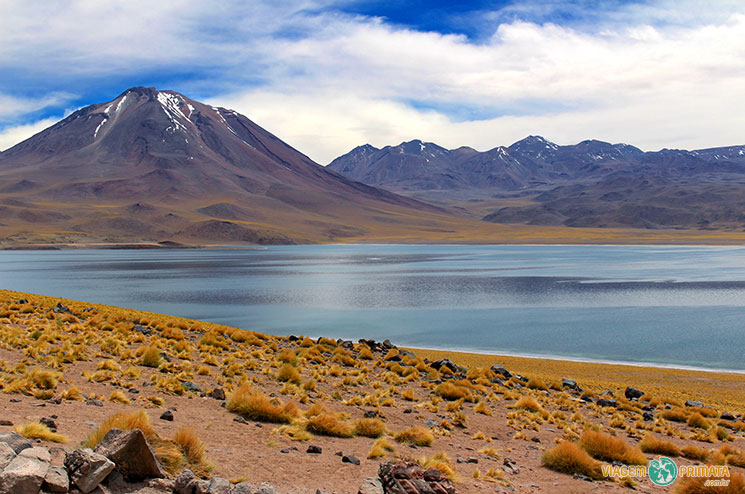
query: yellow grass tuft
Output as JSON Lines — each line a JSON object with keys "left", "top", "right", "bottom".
{"left": 368, "top": 438, "right": 395, "bottom": 458}
{"left": 417, "top": 452, "right": 456, "bottom": 481}
{"left": 173, "top": 427, "right": 214, "bottom": 478}
{"left": 226, "top": 383, "right": 300, "bottom": 424}
{"left": 306, "top": 413, "right": 355, "bottom": 438}
{"left": 83, "top": 410, "right": 155, "bottom": 448}
{"left": 512, "top": 396, "right": 542, "bottom": 413}
{"left": 578, "top": 431, "right": 647, "bottom": 465}
{"left": 639, "top": 433, "right": 681, "bottom": 457}
{"left": 674, "top": 471, "right": 745, "bottom": 494}
{"left": 15, "top": 422, "right": 67, "bottom": 443}
{"left": 61, "top": 386, "right": 84, "bottom": 401}
{"left": 394, "top": 426, "right": 434, "bottom": 447}
{"left": 276, "top": 363, "right": 301, "bottom": 384}
{"left": 541, "top": 441, "right": 603, "bottom": 480}
{"left": 681, "top": 444, "right": 710, "bottom": 462}
{"left": 527, "top": 378, "right": 548, "bottom": 391}
{"left": 435, "top": 382, "right": 473, "bottom": 401}
{"left": 109, "top": 390, "right": 131, "bottom": 404}
{"left": 354, "top": 418, "right": 386, "bottom": 438}
{"left": 687, "top": 412, "right": 711, "bottom": 430}
{"left": 140, "top": 346, "right": 162, "bottom": 368}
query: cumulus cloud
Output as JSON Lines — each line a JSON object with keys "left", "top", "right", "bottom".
{"left": 1, "top": 0, "right": 744, "bottom": 162}
{"left": 0, "top": 118, "right": 62, "bottom": 152}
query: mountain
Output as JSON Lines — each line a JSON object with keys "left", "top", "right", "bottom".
{"left": 328, "top": 137, "right": 745, "bottom": 230}
{"left": 0, "top": 87, "right": 468, "bottom": 245}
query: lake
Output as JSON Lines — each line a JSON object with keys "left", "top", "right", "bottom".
{"left": 1, "top": 244, "right": 745, "bottom": 370}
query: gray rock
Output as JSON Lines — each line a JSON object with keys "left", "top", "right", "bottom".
{"left": 233, "top": 481, "right": 253, "bottom": 494}
{"left": 255, "top": 483, "right": 275, "bottom": 494}
{"left": 64, "top": 448, "right": 115, "bottom": 493}
{"left": 159, "top": 411, "right": 174, "bottom": 421}
{"left": 43, "top": 465, "right": 69, "bottom": 493}
{"left": 307, "top": 445, "right": 322, "bottom": 454}
{"left": 0, "top": 431, "right": 34, "bottom": 453}
{"left": 342, "top": 455, "right": 360, "bottom": 465}
{"left": 685, "top": 400, "right": 704, "bottom": 408}
{"left": 208, "top": 388, "right": 226, "bottom": 401}
{"left": 624, "top": 386, "right": 644, "bottom": 400}
{"left": 596, "top": 398, "right": 617, "bottom": 408}
{"left": 174, "top": 469, "right": 196, "bottom": 494}
{"left": 94, "top": 428, "right": 165, "bottom": 481}
{"left": 561, "top": 378, "right": 583, "bottom": 393}
{"left": 0, "top": 455, "right": 49, "bottom": 494}
{"left": 0, "top": 442, "right": 16, "bottom": 471}
{"left": 19, "top": 447, "right": 52, "bottom": 463}
{"left": 358, "top": 477, "right": 384, "bottom": 494}
{"left": 207, "top": 477, "right": 232, "bottom": 494}
{"left": 490, "top": 364, "right": 512, "bottom": 379}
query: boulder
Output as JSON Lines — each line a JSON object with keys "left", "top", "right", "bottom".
{"left": 721, "top": 412, "right": 736, "bottom": 421}
{"left": 207, "top": 477, "right": 232, "bottom": 494}
{"left": 160, "top": 410, "right": 174, "bottom": 421}
{"left": 0, "top": 455, "right": 49, "bottom": 494}
{"left": 64, "top": 448, "right": 115, "bottom": 493}
{"left": 431, "top": 359, "right": 465, "bottom": 374}
{"left": 490, "top": 365, "right": 512, "bottom": 379}
{"left": 342, "top": 455, "right": 360, "bottom": 465}
{"left": 0, "top": 431, "right": 33, "bottom": 454}
{"left": 561, "top": 378, "right": 583, "bottom": 393}
{"left": 624, "top": 386, "right": 644, "bottom": 400}
{"left": 208, "top": 388, "right": 226, "bottom": 401}
{"left": 43, "top": 465, "right": 69, "bottom": 493}
{"left": 596, "top": 399, "right": 617, "bottom": 408}
{"left": 643, "top": 411, "right": 654, "bottom": 421}
{"left": 19, "top": 447, "right": 52, "bottom": 463}
{"left": 0, "top": 442, "right": 16, "bottom": 471}
{"left": 379, "top": 461, "right": 455, "bottom": 494}
{"left": 53, "top": 303, "right": 71, "bottom": 314}
{"left": 685, "top": 400, "right": 704, "bottom": 408}
{"left": 233, "top": 481, "right": 254, "bottom": 494}
{"left": 174, "top": 469, "right": 196, "bottom": 494}
{"left": 94, "top": 428, "right": 165, "bottom": 481}
{"left": 358, "top": 478, "right": 384, "bottom": 494}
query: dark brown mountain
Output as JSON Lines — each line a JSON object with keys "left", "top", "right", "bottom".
{"left": 0, "top": 87, "right": 476, "bottom": 245}
{"left": 328, "top": 137, "right": 745, "bottom": 230}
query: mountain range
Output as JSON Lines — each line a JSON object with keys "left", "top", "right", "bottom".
{"left": 0, "top": 87, "right": 484, "bottom": 245}
{"left": 328, "top": 137, "right": 745, "bottom": 230}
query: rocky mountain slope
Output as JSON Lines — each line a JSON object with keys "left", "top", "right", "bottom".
{"left": 328, "top": 137, "right": 745, "bottom": 230}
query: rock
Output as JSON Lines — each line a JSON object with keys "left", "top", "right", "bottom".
{"left": 19, "top": 447, "right": 52, "bottom": 463}
{"left": 207, "top": 477, "right": 232, "bottom": 494}
{"left": 85, "top": 398, "right": 104, "bottom": 407}
{"left": 386, "top": 353, "right": 402, "bottom": 362}
{"left": 382, "top": 339, "right": 394, "bottom": 350}
{"left": 624, "top": 386, "right": 644, "bottom": 400}
{"left": 342, "top": 455, "right": 360, "bottom": 465}
{"left": 233, "top": 416, "right": 248, "bottom": 425}
{"left": 490, "top": 364, "right": 512, "bottom": 379}
{"left": 16, "top": 299, "right": 28, "bottom": 304}
{"left": 255, "top": 483, "right": 276, "bottom": 494}
{"left": 43, "top": 465, "right": 69, "bottom": 493}
{"left": 358, "top": 477, "right": 384, "bottom": 494}
{"left": 64, "top": 448, "right": 115, "bottom": 493}
{"left": 341, "top": 340, "right": 354, "bottom": 350}
{"left": 600, "top": 390, "right": 614, "bottom": 397}
{"left": 363, "top": 410, "right": 379, "bottom": 419}
{"left": 174, "top": 469, "right": 196, "bottom": 494}
{"left": 685, "top": 400, "right": 704, "bottom": 408}
{"left": 573, "top": 473, "right": 593, "bottom": 482}
{"left": 0, "top": 431, "right": 33, "bottom": 454}
{"left": 423, "top": 468, "right": 441, "bottom": 481}
{"left": 182, "top": 382, "right": 202, "bottom": 393}
{"left": 456, "top": 455, "right": 478, "bottom": 464}
{"left": 233, "top": 481, "right": 253, "bottom": 494}
{"left": 53, "top": 303, "right": 71, "bottom": 314}
{"left": 0, "top": 419, "right": 14, "bottom": 426}
{"left": 307, "top": 445, "right": 322, "bottom": 454}
{"left": 378, "top": 461, "right": 455, "bottom": 494}
{"left": 431, "top": 359, "right": 465, "bottom": 374}
{"left": 146, "top": 478, "right": 175, "bottom": 490}
{"left": 0, "top": 442, "right": 17, "bottom": 471}
{"left": 133, "top": 324, "right": 152, "bottom": 335}
{"left": 208, "top": 388, "right": 226, "bottom": 401}
{"left": 0, "top": 455, "right": 49, "bottom": 494}
{"left": 561, "top": 378, "right": 583, "bottom": 393}
{"left": 94, "top": 428, "right": 165, "bottom": 481}
{"left": 503, "top": 458, "right": 520, "bottom": 475}
{"left": 40, "top": 417, "right": 58, "bottom": 432}
{"left": 160, "top": 411, "right": 174, "bottom": 421}
{"left": 596, "top": 399, "right": 617, "bottom": 408}
{"left": 643, "top": 411, "right": 654, "bottom": 421}
{"left": 721, "top": 412, "right": 736, "bottom": 421}
{"left": 580, "top": 394, "right": 593, "bottom": 403}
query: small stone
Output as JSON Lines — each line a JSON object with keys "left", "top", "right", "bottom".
{"left": 721, "top": 412, "right": 736, "bottom": 421}
{"left": 596, "top": 398, "right": 617, "bottom": 408}
{"left": 209, "top": 388, "right": 226, "bottom": 400}
{"left": 207, "top": 477, "right": 232, "bottom": 494}
{"left": 0, "top": 420, "right": 14, "bottom": 426}
{"left": 160, "top": 410, "right": 174, "bottom": 421}
{"left": 233, "top": 416, "right": 248, "bottom": 424}
{"left": 342, "top": 455, "right": 360, "bottom": 465}
{"left": 255, "top": 483, "right": 276, "bottom": 494}
{"left": 40, "top": 417, "right": 58, "bottom": 432}
{"left": 174, "top": 469, "right": 195, "bottom": 494}
{"left": 85, "top": 398, "right": 104, "bottom": 407}
{"left": 624, "top": 386, "right": 644, "bottom": 401}
{"left": 307, "top": 445, "right": 322, "bottom": 454}
{"left": 685, "top": 400, "right": 704, "bottom": 408}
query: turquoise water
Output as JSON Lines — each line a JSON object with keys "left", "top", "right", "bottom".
{"left": 1, "top": 244, "right": 745, "bottom": 370}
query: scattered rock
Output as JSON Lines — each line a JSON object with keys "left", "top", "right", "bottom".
{"left": 358, "top": 477, "right": 384, "bottom": 494}
{"left": 456, "top": 455, "right": 478, "bottom": 464}
{"left": 52, "top": 303, "right": 71, "bottom": 314}
{"left": 208, "top": 388, "right": 226, "bottom": 400}
{"left": 160, "top": 411, "right": 174, "bottom": 421}
{"left": 64, "top": 448, "right": 115, "bottom": 493}
{"left": 0, "top": 420, "right": 14, "bottom": 426}
{"left": 721, "top": 412, "right": 736, "bottom": 421}
{"left": 503, "top": 458, "right": 519, "bottom": 475}
{"left": 431, "top": 359, "right": 465, "bottom": 374}
{"left": 233, "top": 416, "right": 248, "bottom": 425}
{"left": 573, "top": 473, "right": 593, "bottom": 482}
{"left": 207, "top": 477, "right": 232, "bottom": 494}
{"left": 580, "top": 394, "right": 593, "bottom": 403}
{"left": 685, "top": 400, "right": 704, "bottom": 408}
{"left": 561, "top": 378, "right": 583, "bottom": 393}
{"left": 40, "top": 417, "right": 58, "bottom": 432}
{"left": 624, "top": 386, "right": 644, "bottom": 400}
{"left": 363, "top": 410, "right": 380, "bottom": 419}
{"left": 85, "top": 398, "right": 104, "bottom": 407}
{"left": 19, "top": 446, "right": 51, "bottom": 463}
{"left": 307, "top": 445, "right": 322, "bottom": 454}
{"left": 182, "top": 382, "right": 202, "bottom": 393}
{"left": 256, "top": 483, "right": 276, "bottom": 494}
{"left": 0, "top": 455, "right": 49, "bottom": 494}
{"left": 94, "top": 428, "right": 165, "bottom": 481}
{"left": 42, "top": 465, "right": 69, "bottom": 493}
{"left": 490, "top": 365, "right": 512, "bottom": 379}
{"left": 133, "top": 324, "right": 152, "bottom": 336}
{"left": 378, "top": 461, "right": 455, "bottom": 494}
{"left": 643, "top": 411, "right": 654, "bottom": 421}
{"left": 342, "top": 455, "right": 360, "bottom": 465}
{"left": 233, "top": 481, "right": 253, "bottom": 494}
{"left": 341, "top": 340, "right": 354, "bottom": 350}
{"left": 596, "top": 398, "right": 617, "bottom": 408}
{"left": 174, "top": 469, "right": 196, "bottom": 494}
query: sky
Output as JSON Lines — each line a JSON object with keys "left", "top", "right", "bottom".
{"left": 1, "top": 0, "right": 744, "bottom": 163}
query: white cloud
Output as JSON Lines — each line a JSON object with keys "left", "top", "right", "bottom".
{"left": 0, "top": 93, "right": 74, "bottom": 122}
{"left": 0, "top": 118, "right": 62, "bottom": 152}
{"left": 1, "top": 1, "right": 745, "bottom": 162}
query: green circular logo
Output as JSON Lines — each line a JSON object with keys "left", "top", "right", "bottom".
{"left": 649, "top": 456, "right": 678, "bottom": 486}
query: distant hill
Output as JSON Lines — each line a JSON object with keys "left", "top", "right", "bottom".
{"left": 0, "top": 87, "right": 466, "bottom": 245}
{"left": 328, "top": 137, "right": 745, "bottom": 230}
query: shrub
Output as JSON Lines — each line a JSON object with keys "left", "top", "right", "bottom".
{"left": 394, "top": 426, "right": 434, "bottom": 447}
{"left": 417, "top": 452, "right": 456, "bottom": 481}
{"left": 368, "top": 438, "right": 395, "bottom": 458}
{"left": 639, "top": 434, "right": 681, "bottom": 456}
{"left": 674, "top": 471, "right": 744, "bottom": 494}
{"left": 14, "top": 422, "right": 67, "bottom": 443}
{"left": 173, "top": 428, "right": 214, "bottom": 477}
{"left": 578, "top": 430, "right": 647, "bottom": 465}
{"left": 687, "top": 412, "right": 711, "bottom": 430}
{"left": 109, "top": 390, "right": 131, "bottom": 404}
{"left": 277, "top": 348, "right": 298, "bottom": 365}
{"left": 474, "top": 401, "right": 492, "bottom": 416}
{"left": 435, "top": 382, "right": 472, "bottom": 401}
{"left": 83, "top": 410, "right": 155, "bottom": 448}
{"left": 276, "top": 364, "right": 301, "bottom": 384}
{"left": 527, "top": 378, "right": 548, "bottom": 391}
{"left": 513, "top": 396, "right": 542, "bottom": 413}
{"left": 681, "top": 445, "right": 710, "bottom": 462}
{"left": 661, "top": 409, "right": 688, "bottom": 423}
{"left": 306, "top": 413, "right": 355, "bottom": 438}
{"left": 541, "top": 441, "right": 603, "bottom": 480}
{"left": 354, "top": 418, "right": 386, "bottom": 438}
{"left": 61, "top": 386, "right": 84, "bottom": 401}
{"left": 226, "top": 383, "right": 299, "bottom": 424}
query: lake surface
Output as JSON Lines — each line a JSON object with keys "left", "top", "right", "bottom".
{"left": 1, "top": 244, "right": 745, "bottom": 370}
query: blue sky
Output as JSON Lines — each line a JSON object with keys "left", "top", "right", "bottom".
{"left": 1, "top": 0, "right": 744, "bottom": 162}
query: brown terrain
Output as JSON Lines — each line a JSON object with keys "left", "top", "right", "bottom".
{"left": 1, "top": 290, "right": 743, "bottom": 493}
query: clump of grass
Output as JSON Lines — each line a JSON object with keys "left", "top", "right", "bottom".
{"left": 640, "top": 434, "right": 681, "bottom": 456}
{"left": 306, "top": 413, "right": 355, "bottom": 438}
{"left": 226, "top": 383, "right": 300, "bottom": 424}
{"left": 273, "top": 424, "right": 312, "bottom": 441}
{"left": 83, "top": 409, "right": 155, "bottom": 448}
{"left": 109, "top": 390, "right": 131, "bottom": 404}
{"left": 474, "top": 401, "right": 492, "bottom": 416}
{"left": 578, "top": 430, "right": 647, "bottom": 465}
{"left": 173, "top": 427, "right": 214, "bottom": 477}
{"left": 354, "top": 418, "right": 386, "bottom": 438}
{"left": 277, "top": 348, "right": 298, "bottom": 365}
{"left": 527, "top": 378, "right": 548, "bottom": 391}
{"left": 14, "top": 422, "right": 67, "bottom": 443}
{"left": 661, "top": 408, "right": 688, "bottom": 423}
{"left": 512, "top": 396, "right": 542, "bottom": 413}
{"left": 541, "top": 441, "right": 603, "bottom": 480}
{"left": 61, "top": 386, "right": 84, "bottom": 401}
{"left": 435, "top": 382, "right": 473, "bottom": 401}
{"left": 140, "top": 346, "right": 162, "bottom": 368}
{"left": 276, "top": 363, "right": 301, "bottom": 384}
{"left": 417, "top": 452, "right": 456, "bottom": 481}
{"left": 369, "top": 438, "right": 395, "bottom": 458}
{"left": 394, "top": 426, "right": 434, "bottom": 447}
{"left": 681, "top": 445, "right": 710, "bottom": 462}
{"left": 674, "top": 471, "right": 744, "bottom": 494}
{"left": 687, "top": 412, "right": 711, "bottom": 430}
